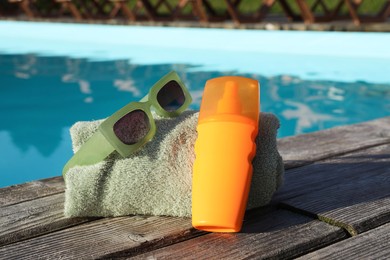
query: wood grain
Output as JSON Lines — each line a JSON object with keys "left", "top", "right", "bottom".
{"left": 134, "top": 209, "right": 348, "bottom": 259}
{"left": 298, "top": 223, "right": 390, "bottom": 259}
{"left": 0, "top": 176, "right": 64, "bottom": 207}
{"left": 0, "top": 193, "right": 93, "bottom": 246}
{"left": 278, "top": 116, "right": 390, "bottom": 169}
{"left": 0, "top": 117, "right": 389, "bottom": 257}
{"left": 277, "top": 143, "right": 390, "bottom": 236}
{"left": 0, "top": 214, "right": 201, "bottom": 259}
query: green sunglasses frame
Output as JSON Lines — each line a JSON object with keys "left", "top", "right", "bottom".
{"left": 62, "top": 71, "right": 192, "bottom": 177}
{"left": 99, "top": 71, "right": 192, "bottom": 157}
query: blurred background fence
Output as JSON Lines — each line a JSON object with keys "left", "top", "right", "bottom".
{"left": 0, "top": 0, "right": 389, "bottom": 25}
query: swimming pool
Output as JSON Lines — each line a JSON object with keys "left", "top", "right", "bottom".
{"left": 1, "top": 21, "right": 390, "bottom": 187}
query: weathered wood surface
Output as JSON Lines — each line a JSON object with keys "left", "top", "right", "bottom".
{"left": 298, "top": 223, "right": 390, "bottom": 259}
{"left": 135, "top": 209, "right": 347, "bottom": 259}
{"left": 0, "top": 193, "right": 93, "bottom": 246}
{"left": 0, "top": 176, "right": 64, "bottom": 207}
{"left": 278, "top": 116, "right": 390, "bottom": 169}
{"left": 0, "top": 116, "right": 390, "bottom": 258}
{"left": 0, "top": 215, "right": 200, "bottom": 259}
{"left": 276, "top": 143, "right": 390, "bottom": 236}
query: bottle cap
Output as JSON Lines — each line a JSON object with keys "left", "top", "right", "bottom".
{"left": 198, "top": 76, "right": 259, "bottom": 126}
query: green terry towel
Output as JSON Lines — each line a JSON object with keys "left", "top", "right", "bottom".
{"left": 64, "top": 111, "right": 284, "bottom": 218}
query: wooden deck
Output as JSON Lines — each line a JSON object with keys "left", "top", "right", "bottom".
{"left": 1, "top": 116, "right": 390, "bottom": 259}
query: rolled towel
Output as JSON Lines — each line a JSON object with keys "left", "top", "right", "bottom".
{"left": 64, "top": 111, "right": 284, "bottom": 217}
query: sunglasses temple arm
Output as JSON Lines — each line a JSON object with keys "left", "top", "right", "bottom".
{"left": 62, "top": 130, "right": 115, "bottom": 179}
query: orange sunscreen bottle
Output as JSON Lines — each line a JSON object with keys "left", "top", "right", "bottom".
{"left": 192, "top": 76, "right": 260, "bottom": 232}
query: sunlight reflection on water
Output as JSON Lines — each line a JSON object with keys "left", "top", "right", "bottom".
{"left": 1, "top": 22, "right": 390, "bottom": 187}
{"left": 1, "top": 54, "right": 390, "bottom": 187}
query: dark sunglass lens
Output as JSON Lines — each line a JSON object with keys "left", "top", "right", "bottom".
{"left": 157, "top": 80, "right": 186, "bottom": 112}
{"left": 113, "top": 110, "right": 150, "bottom": 145}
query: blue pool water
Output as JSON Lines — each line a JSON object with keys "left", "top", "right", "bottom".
{"left": 1, "top": 21, "right": 390, "bottom": 187}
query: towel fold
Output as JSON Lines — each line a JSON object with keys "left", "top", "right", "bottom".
{"left": 64, "top": 111, "right": 284, "bottom": 218}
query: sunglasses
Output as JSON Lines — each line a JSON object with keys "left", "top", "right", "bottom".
{"left": 63, "top": 71, "right": 192, "bottom": 177}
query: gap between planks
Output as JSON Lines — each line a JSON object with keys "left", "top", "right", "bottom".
{"left": 276, "top": 143, "right": 390, "bottom": 237}
{"left": 1, "top": 116, "right": 390, "bottom": 255}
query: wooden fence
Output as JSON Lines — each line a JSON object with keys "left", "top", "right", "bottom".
{"left": 1, "top": 0, "right": 389, "bottom": 25}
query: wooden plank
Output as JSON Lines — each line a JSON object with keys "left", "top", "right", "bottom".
{"left": 0, "top": 176, "right": 64, "bottom": 207}
{"left": 277, "top": 143, "right": 390, "bottom": 236}
{"left": 133, "top": 209, "right": 347, "bottom": 259}
{"left": 278, "top": 116, "right": 390, "bottom": 169}
{"left": 1, "top": 116, "right": 389, "bottom": 208}
{"left": 0, "top": 215, "right": 202, "bottom": 259}
{"left": 0, "top": 193, "right": 93, "bottom": 246}
{"left": 0, "top": 116, "right": 388, "bottom": 253}
{"left": 298, "top": 222, "right": 390, "bottom": 259}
